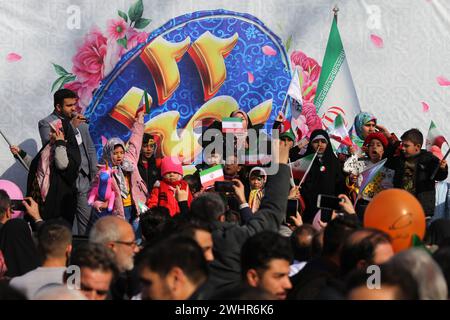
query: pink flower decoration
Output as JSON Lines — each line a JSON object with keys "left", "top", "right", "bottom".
{"left": 421, "top": 101, "right": 430, "bottom": 113}
{"left": 126, "top": 28, "right": 148, "bottom": 50}
{"left": 6, "top": 53, "right": 22, "bottom": 62}
{"left": 437, "top": 76, "right": 450, "bottom": 87}
{"left": 301, "top": 57, "right": 321, "bottom": 81}
{"left": 247, "top": 71, "right": 254, "bottom": 84}
{"left": 72, "top": 26, "right": 108, "bottom": 89}
{"left": 290, "top": 50, "right": 307, "bottom": 66}
{"left": 262, "top": 45, "right": 277, "bottom": 56}
{"left": 370, "top": 34, "right": 384, "bottom": 48}
{"left": 301, "top": 102, "right": 323, "bottom": 137}
{"left": 107, "top": 18, "right": 128, "bottom": 41}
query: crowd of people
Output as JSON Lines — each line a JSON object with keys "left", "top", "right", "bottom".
{"left": 1, "top": 88, "right": 450, "bottom": 300}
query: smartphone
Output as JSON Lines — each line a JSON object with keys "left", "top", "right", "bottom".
{"left": 320, "top": 208, "right": 333, "bottom": 223}
{"left": 286, "top": 199, "right": 298, "bottom": 220}
{"left": 317, "top": 194, "right": 342, "bottom": 211}
{"left": 10, "top": 199, "right": 26, "bottom": 211}
{"left": 214, "top": 181, "right": 235, "bottom": 193}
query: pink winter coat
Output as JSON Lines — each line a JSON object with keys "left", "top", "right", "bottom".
{"left": 89, "top": 121, "right": 148, "bottom": 219}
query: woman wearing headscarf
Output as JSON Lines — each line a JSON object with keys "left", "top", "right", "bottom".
{"left": 299, "top": 129, "right": 346, "bottom": 224}
{"left": 27, "top": 118, "right": 81, "bottom": 226}
{"left": 0, "top": 219, "right": 40, "bottom": 279}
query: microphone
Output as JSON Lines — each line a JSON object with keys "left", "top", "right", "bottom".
{"left": 72, "top": 112, "right": 90, "bottom": 124}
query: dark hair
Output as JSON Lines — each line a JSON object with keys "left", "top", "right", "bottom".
{"left": 0, "top": 189, "right": 11, "bottom": 220}
{"left": 323, "top": 215, "right": 361, "bottom": 257}
{"left": 136, "top": 235, "right": 208, "bottom": 285}
{"left": 140, "top": 208, "right": 171, "bottom": 244}
{"left": 401, "top": 128, "right": 423, "bottom": 147}
{"left": 241, "top": 231, "right": 293, "bottom": 278}
{"left": 190, "top": 192, "right": 226, "bottom": 222}
{"left": 340, "top": 228, "right": 391, "bottom": 276}
{"left": 346, "top": 264, "right": 420, "bottom": 300}
{"left": 53, "top": 88, "right": 78, "bottom": 109}
{"left": 68, "top": 242, "right": 117, "bottom": 275}
{"left": 433, "top": 246, "right": 450, "bottom": 298}
{"left": 177, "top": 219, "right": 212, "bottom": 239}
{"left": 184, "top": 174, "right": 201, "bottom": 194}
{"left": 37, "top": 222, "right": 72, "bottom": 259}
{"left": 290, "top": 224, "right": 318, "bottom": 262}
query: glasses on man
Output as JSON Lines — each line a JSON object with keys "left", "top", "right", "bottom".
{"left": 113, "top": 240, "right": 139, "bottom": 247}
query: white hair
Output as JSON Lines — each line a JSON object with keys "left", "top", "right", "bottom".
{"left": 89, "top": 216, "right": 124, "bottom": 245}
{"left": 33, "top": 284, "right": 87, "bottom": 300}
{"left": 389, "top": 248, "right": 448, "bottom": 300}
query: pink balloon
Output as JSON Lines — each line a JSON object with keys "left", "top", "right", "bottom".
{"left": 0, "top": 179, "right": 24, "bottom": 219}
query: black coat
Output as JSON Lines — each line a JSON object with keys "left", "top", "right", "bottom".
{"left": 137, "top": 155, "right": 160, "bottom": 191}
{"left": 206, "top": 164, "right": 291, "bottom": 294}
{"left": 385, "top": 150, "right": 448, "bottom": 217}
{"left": 300, "top": 130, "right": 346, "bottom": 224}
{"left": 27, "top": 119, "right": 81, "bottom": 226}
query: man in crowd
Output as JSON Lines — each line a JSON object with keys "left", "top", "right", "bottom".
{"left": 38, "top": 88, "right": 97, "bottom": 235}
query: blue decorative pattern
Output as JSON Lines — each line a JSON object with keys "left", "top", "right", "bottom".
{"left": 85, "top": 9, "right": 291, "bottom": 159}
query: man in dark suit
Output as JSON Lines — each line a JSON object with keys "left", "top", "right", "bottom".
{"left": 38, "top": 89, "right": 97, "bottom": 235}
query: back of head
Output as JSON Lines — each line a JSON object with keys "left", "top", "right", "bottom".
{"left": 190, "top": 192, "right": 226, "bottom": 223}
{"left": 346, "top": 263, "right": 419, "bottom": 300}
{"left": 290, "top": 224, "right": 317, "bottom": 262}
{"left": 340, "top": 228, "right": 391, "bottom": 276}
{"left": 388, "top": 248, "right": 448, "bottom": 299}
{"left": 136, "top": 235, "right": 208, "bottom": 286}
{"left": 0, "top": 189, "right": 11, "bottom": 220}
{"left": 323, "top": 215, "right": 361, "bottom": 258}
{"left": 33, "top": 284, "right": 87, "bottom": 300}
{"left": 89, "top": 216, "right": 125, "bottom": 245}
{"left": 241, "top": 231, "right": 293, "bottom": 278}
{"left": 68, "top": 242, "right": 118, "bottom": 276}
{"left": 400, "top": 128, "right": 423, "bottom": 146}
{"left": 53, "top": 88, "right": 77, "bottom": 109}
{"left": 140, "top": 208, "right": 171, "bottom": 244}
{"left": 38, "top": 221, "right": 72, "bottom": 260}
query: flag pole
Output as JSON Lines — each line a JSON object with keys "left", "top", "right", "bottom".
{"left": 288, "top": 158, "right": 296, "bottom": 187}
{"left": 333, "top": 5, "right": 339, "bottom": 19}
{"left": 0, "top": 129, "right": 30, "bottom": 171}
{"left": 431, "top": 148, "right": 450, "bottom": 180}
{"left": 299, "top": 150, "right": 319, "bottom": 186}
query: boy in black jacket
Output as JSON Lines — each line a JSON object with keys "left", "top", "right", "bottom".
{"left": 386, "top": 128, "right": 448, "bottom": 218}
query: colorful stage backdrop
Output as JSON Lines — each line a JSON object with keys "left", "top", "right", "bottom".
{"left": 1, "top": 0, "right": 450, "bottom": 191}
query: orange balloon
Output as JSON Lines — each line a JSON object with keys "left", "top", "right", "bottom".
{"left": 364, "top": 189, "right": 426, "bottom": 253}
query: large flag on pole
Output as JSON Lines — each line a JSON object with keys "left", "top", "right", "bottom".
{"left": 426, "top": 120, "right": 448, "bottom": 151}
{"left": 314, "top": 14, "right": 361, "bottom": 130}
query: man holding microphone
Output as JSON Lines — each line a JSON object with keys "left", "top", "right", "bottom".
{"left": 38, "top": 88, "right": 97, "bottom": 235}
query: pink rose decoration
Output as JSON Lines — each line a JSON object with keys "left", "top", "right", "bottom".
{"left": 290, "top": 50, "right": 307, "bottom": 66}
{"left": 126, "top": 28, "right": 149, "bottom": 50}
{"left": 72, "top": 26, "right": 107, "bottom": 89}
{"left": 301, "top": 102, "right": 323, "bottom": 137}
{"left": 107, "top": 18, "right": 127, "bottom": 40}
{"left": 301, "top": 57, "right": 321, "bottom": 82}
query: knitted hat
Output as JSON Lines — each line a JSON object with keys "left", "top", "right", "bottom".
{"left": 364, "top": 132, "right": 388, "bottom": 149}
{"left": 279, "top": 120, "right": 295, "bottom": 142}
{"left": 161, "top": 156, "right": 183, "bottom": 176}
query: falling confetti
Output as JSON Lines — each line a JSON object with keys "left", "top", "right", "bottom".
{"left": 6, "top": 53, "right": 22, "bottom": 62}
{"left": 370, "top": 34, "right": 384, "bottom": 48}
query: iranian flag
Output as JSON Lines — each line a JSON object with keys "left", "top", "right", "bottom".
{"left": 328, "top": 114, "right": 353, "bottom": 147}
{"left": 199, "top": 165, "right": 224, "bottom": 189}
{"left": 222, "top": 117, "right": 244, "bottom": 133}
{"left": 290, "top": 152, "right": 317, "bottom": 182}
{"left": 315, "top": 15, "right": 361, "bottom": 130}
{"left": 426, "top": 120, "right": 448, "bottom": 151}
